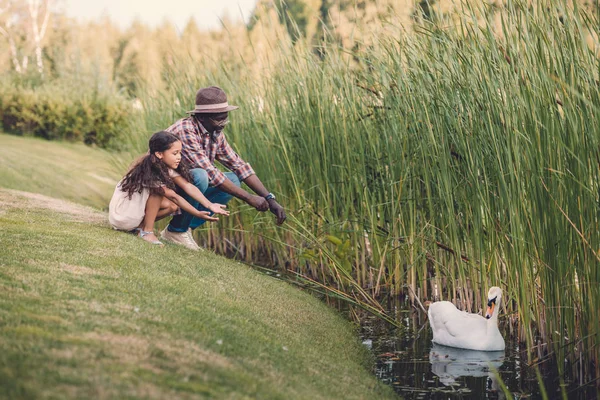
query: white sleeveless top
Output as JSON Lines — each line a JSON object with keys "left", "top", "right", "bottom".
{"left": 108, "top": 168, "right": 180, "bottom": 231}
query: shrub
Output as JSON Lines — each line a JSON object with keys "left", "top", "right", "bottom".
{"left": 0, "top": 77, "right": 132, "bottom": 148}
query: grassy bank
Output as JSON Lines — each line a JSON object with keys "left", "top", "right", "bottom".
{"left": 0, "top": 137, "right": 394, "bottom": 399}
{"left": 0, "top": 134, "right": 118, "bottom": 209}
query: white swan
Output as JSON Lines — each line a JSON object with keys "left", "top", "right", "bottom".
{"left": 428, "top": 287, "right": 505, "bottom": 351}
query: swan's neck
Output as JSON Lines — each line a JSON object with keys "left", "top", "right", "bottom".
{"left": 486, "top": 307, "right": 500, "bottom": 326}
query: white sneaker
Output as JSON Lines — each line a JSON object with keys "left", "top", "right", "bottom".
{"left": 160, "top": 228, "right": 201, "bottom": 251}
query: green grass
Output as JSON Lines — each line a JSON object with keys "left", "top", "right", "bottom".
{"left": 0, "top": 137, "right": 394, "bottom": 399}
{"left": 0, "top": 190, "right": 394, "bottom": 399}
{"left": 0, "top": 134, "right": 119, "bottom": 209}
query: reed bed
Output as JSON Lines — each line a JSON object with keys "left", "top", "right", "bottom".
{"left": 123, "top": 0, "right": 599, "bottom": 388}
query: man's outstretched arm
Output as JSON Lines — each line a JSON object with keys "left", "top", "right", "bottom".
{"left": 215, "top": 175, "right": 286, "bottom": 225}
{"left": 216, "top": 135, "right": 287, "bottom": 225}
{"left": 242, "top": 174, "right": 286, "bottom": 225}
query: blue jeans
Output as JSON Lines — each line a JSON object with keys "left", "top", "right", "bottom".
{"left": 167, "top": 168, "right": 240, "bottom": 232}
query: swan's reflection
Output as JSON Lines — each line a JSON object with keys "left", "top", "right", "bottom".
{"left": 429, "top": 343, "right": 505, "bottom": 389}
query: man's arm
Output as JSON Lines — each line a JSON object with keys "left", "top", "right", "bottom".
{"left": 213, "top": 177, "right": 270, "bottom": 212}
{"left": 215, "top": 176, "right": 286, "bottom": 225}
{"left": 213, "top": 135, "right": 269, "bottom": 209}
{"left": 241, "top": 175, "right": 287, "bottom": 225}
{"left": 215, "top": 177, "right": 257, "bottom": 203}
{"left": 216, "top": 134, "right": 287, "bottom": 224}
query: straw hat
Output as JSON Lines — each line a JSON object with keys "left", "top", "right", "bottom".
{"left": 186, "top": 86, "right": 239, "bottom": 114}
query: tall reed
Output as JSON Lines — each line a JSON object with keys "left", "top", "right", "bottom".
{"left": 122, "top": 0, "right": 599, "bottom": 387}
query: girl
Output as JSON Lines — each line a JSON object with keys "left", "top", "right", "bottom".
{"left": 109, "top": 131, "right": 229, "bottom": 245}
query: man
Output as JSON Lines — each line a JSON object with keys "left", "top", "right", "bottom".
{"left": 160, "top": 86, "right": 286, "bottom": 250}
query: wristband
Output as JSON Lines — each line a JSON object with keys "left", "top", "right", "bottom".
{"left": 265, "top": 193, "right": 276, "bottom": 201}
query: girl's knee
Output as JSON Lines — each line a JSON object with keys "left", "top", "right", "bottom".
{"left": 159, "top": 195, "right": 178, "bottom": 214}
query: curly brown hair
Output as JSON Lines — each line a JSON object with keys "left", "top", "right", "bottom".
{"left": 120, "top": 131, "right": 192, "bottom": 199}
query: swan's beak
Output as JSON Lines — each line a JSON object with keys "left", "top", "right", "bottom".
{"left": 485, "top": 303, "right": 495, "bottom": 319}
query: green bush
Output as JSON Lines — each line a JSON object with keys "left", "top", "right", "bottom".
{"left": 0, "top": 77, "right": 132, "bottom": 148}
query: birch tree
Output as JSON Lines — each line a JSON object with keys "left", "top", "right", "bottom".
{"left": 27, "top": 0, "right": 52, "bottom": 75}
{"left": 0, "top": 0, "right": 28, "bottom": 73}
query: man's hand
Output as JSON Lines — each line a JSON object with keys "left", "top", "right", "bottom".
{"left": 268, "top": 200, "right": 286, "bottom": 225}
{"left": 246, "top": 195, "right": 269, "bottom": 211}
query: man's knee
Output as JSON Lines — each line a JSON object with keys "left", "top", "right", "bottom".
{"left": 226, "top": 173, "right": 241, "bottom": 188}
{"left": 190, "top": 169, "right": 209, "bottom": 192}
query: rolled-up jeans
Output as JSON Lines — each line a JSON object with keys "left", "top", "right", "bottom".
{"left": 167, "top": 168, "right": 240, "bottom": 233}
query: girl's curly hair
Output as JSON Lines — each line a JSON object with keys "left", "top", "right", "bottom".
{"left": 120, "top": 131, "right": 192, "bottom": 199}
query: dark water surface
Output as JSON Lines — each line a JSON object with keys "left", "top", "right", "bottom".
{"left": 359, "top": 309, "right": 598, "bottom": 400}
{"left": 254, "top": 268, "right": 597, "bottom": 398}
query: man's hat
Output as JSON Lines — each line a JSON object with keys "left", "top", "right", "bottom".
{"left": 186, "top": 86, "right": 239, "bottom": 114}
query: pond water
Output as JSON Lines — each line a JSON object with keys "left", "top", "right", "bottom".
{"left": 254, "top": 267, "right": 597, "bottom": 398}
{"left": 359, "top": 309, "right": 598, "bottom": 399}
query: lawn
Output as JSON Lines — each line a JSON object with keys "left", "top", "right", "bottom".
{"left": 0, "top": 134, "right": 395, "bottom": 399}
{"left": 0, "top": 134, "right": 119, "bottom": 210}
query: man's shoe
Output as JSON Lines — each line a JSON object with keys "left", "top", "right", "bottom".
{"left": 160, "top": 228, "right": 201, "bottom": 251}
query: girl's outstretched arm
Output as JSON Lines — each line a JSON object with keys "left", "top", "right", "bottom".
{"left": 172, "top": 176, "right": 230, "bottom": 216}
{"left": 162, "top": 188, "right": 220, "bottom": 222}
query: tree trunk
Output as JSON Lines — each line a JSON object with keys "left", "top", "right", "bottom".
{"left": 28, "top": 0, "right": 52, "bottom": 76}
{"left": 0, "top": 25, "right": 26, "bottom": 74}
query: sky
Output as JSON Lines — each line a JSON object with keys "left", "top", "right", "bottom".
{"left": 60, "top": 0, "right": 258, "bottom": 31}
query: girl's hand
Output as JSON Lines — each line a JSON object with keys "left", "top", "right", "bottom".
{"left": 195, "top": 211, "right": 219, "bottom": 221}
{"left": 209, "top": 203, "right": 230, "bottom": 216}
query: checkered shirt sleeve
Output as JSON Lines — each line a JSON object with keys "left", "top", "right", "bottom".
{"left": 215, "top": 135, "right": 255, "bottom": 182}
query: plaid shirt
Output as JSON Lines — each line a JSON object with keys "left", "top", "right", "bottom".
{"left": 166, "top": 117, "right": 255, "bottom": 187}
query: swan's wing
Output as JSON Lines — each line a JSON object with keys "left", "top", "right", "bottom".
{"left": 429, "top": 302, "right": 504, "bottom": 350}
{"left": 429, "top": 303, "right": 486, "bottom": 338}
{"left": 447, "top": 312, "right": 487, "bottom": 338}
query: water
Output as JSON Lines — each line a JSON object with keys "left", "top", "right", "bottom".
{"left": 359, "top": 310, "right": 598, "bottom": 399}
{"left": 252, "top": 268, "right": 597, "bottom": 398}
